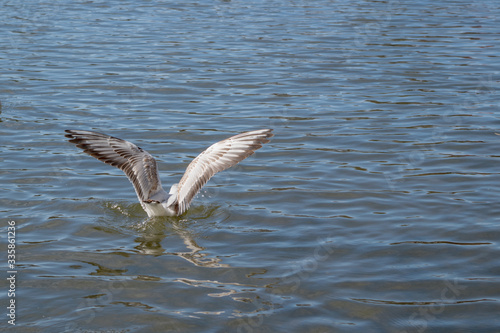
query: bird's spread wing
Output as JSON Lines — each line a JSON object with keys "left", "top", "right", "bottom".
{"left": 64, "top": 130, "right": 165, "bottom": 203}
{"left": 173, "top": 129, "right": 274, "bottom": 215}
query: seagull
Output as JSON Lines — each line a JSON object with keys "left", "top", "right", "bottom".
{"left": 65, "top": 129, "right": 274, "bottom": 217}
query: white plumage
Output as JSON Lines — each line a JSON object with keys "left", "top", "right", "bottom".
{"left": 65, "top": 129, "right": 274, "bottom": 217}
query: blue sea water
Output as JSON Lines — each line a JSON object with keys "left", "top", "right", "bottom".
{"left": 1, "top": 0, "right": 500, "bottom": 332}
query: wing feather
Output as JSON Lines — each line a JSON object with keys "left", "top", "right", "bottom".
{"left": 64, "top": 130, "right": 165, "bottom": 203}
{"left": 173, "top": 129, "right": 274, "bottom": 215}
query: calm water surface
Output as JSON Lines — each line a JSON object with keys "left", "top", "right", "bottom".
{"left": 1, "top": 0, "right": 500, "bottom": 332}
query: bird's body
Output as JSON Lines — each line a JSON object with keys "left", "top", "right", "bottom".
{"left": 65, "top": 129, "right": 273, "bottom": 217}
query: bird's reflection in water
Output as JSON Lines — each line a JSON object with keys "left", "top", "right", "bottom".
{"left": 132, "top": 205, "right": 229, "bottom": 268}
{"left": 100, "top": 202, "right": 280, "bottom": 318}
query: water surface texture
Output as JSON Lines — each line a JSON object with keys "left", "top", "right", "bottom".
{"left": 1, "top": 0, "right": 500, "bottom": 332}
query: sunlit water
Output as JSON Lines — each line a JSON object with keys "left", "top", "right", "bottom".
{"left": 1, "top": 0, "right": 500, "bottom": 332}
